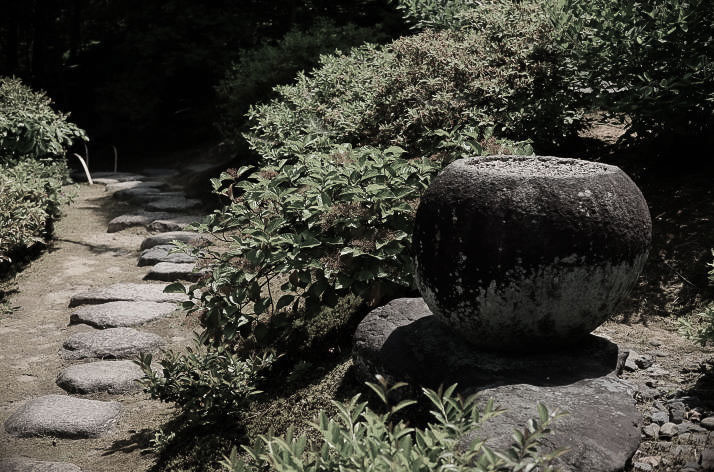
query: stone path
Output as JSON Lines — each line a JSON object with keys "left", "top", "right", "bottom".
{"left": 0, "top": 171, "right": 208, "bottom": 471}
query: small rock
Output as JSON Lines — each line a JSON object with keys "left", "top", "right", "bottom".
{"left": 648, "top": 339, "right": 662, "bottom": 347}
{"left": 677, "top": 421, "right": 707, "bottom": 434}
{"left": 669, "top": 401, "right": 687, "bottom": 424}
{"left": 649, "top": 409, "right": 669, "bottom": 425}
{"left": 624, "top": 349, "right": 653, "bottom": 371}
{"left": 635, "top": 355, "right": 654, "bottom": 369}
{"left": 70, "top": 301, "right": 177, "bottom": 328}
{"left": 68, "top": 283, "right": 187, "bottom": 306}
{"left": 144, "top": 262, "right": 202, "bottom": 282}
{"left": 639, "top": 456, "right": 661, "bottom": 468}
{"left": 60, "top": 327, "right": 163, "bottom": 359}
{"left": 0, "top": 457, "right": 82, "bottom": 472}
{"left": 633, "top": 462, "right": 653, "bottom": 472}
{"left": 138, "top": 245, "right": 197, "bottom": 266}
{"left": 643, "top": 423, "right": 660, "bottom": 438}
{"left": 652, "top": 350, "right": 667, "bottom": 357}
{"left": 4, "top": 394, "right": 121, "bottom": 438}
{"left": 57, "top": 360, "right": 145, "bottom": 393}
{"left": 701, "top": 416, "right": 714, "bottom": 430}
{"left": 659, "top": 422, "right": 678, "bottom": 438}
{"left": 146, "top": 197, "right": 201, "bottom": 212}
{"left": 645, "top": 365, "right": 670, "bottom": 377}
{"left": 139, "top": 231, "right": 207, "bottom": 250}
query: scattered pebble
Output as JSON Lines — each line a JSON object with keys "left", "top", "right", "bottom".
{"left": 701, "top": 416, "right": 714, "bottom": 430}
{"left": 643, "top": 423, "right": 660, "bottom": 438}
{"left": 659, "top": 422, "right": 678, "bottom": 438}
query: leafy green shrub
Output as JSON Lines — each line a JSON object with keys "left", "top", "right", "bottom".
{"left": 548, "top": 0, "right": 714, "bottom": 145}
{"left": 246, "top": 0, "right": 584, "bottom": 161}
{"left": 679, "top": 252, "right": 714, "bottom": 346}
{"left": 394, "top": 0, "right": 474, "bottom": 30}
{"left": 221, "top": 380, "right": 566, "bottom": 472}
{"left": 0, "top": 77, "right": 87, "bottom": 162}
{"left": 0, "top": 160, "right": 72, "bottom": 263}
{"left": 216, "top": 19, "right": 388, "bottom": 146}
{"left": 178, "top": 145, "right": 441, "bottom": 345}
{"left": 137, "top": 341, "right": 276, "bottom": 421}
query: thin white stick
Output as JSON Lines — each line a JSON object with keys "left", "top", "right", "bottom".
{"left": 112, "top": 145, "right": 118, "bottom": 172}
{"left": 73, "top": 153, "right": 93, "bottom": 185}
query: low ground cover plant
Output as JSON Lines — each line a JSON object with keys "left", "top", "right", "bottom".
{"left": 221, "top": 380, "right": 566, "bottom": 472}
{"left": 680, "top": 252, "right": 714, "bottom": 346}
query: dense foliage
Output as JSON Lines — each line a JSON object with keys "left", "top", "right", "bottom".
{"left": 0, "top": 77, "right": 86, "bottom": 162}
{"left": 0, "top": 78, "right": 82, "bottom": 265}
{"left": 221, "top": 380, "right": 565, "bottom": 472}
{"left": 0, "top": 0, "right": 399, "bottom": 151}
{"left": 548, "top": 0, "right": 714, "bottom": 147}
{"left": 680, "top": 253, "right": 714, "bottom": 346}
{"left": 216, "top": 20, "right": 389, "bottom": 147}
{"left": 246, "top": 0, "right": 584, "bottom": 159}
{"left": 137, "top": 344, "right": 275, "bottom": 422}
{"left": 0, "top": 160, "right": 72, "bottom": 263}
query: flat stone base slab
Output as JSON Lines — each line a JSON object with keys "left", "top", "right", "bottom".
{"left": 70, "top": 301, "right": 177, "bottom": 328}
{"left": 138, "top": 245, "right": 197, "bottom": 266}
{"left": 139, "top": 231, "right": 207, "bottom": 250}
{"left": 144, "top": 262, "right": 202, "bottom": 282}
{"left": 465, "top": 378, "right": 640, "bottom": 472}
{"left": 353, "top": 297, "right": 640, "bottom": 472}
{"left": 56, "top": 360, "right": 145, "bottom": 393}
{"left": 68, "top": 283, "right": 186, "bottom": 307}
{"left": 0, "top": 457, "right": 82, "bottom": 472}
{"left": 60, "top": 327, "right": 163, "bottom": 360}
{"left": 147, "top": 216, "right": 198, "bottom": 232}
{"left": 4, "top": 395, "right": 121, "bottom": 438}
{"left": 145, "top": 197, "right": 201, "bottom": 212}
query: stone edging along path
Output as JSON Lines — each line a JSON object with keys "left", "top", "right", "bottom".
{"left": 0, "top": 171, "right": 207, "bottom": 472}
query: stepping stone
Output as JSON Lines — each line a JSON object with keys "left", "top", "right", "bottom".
{"left": 57, "top": 360, "right": 145, "bottom": 393}
{"left": 4, "top": 395, "right": 121, "bottom": 438}
{"left": 143, "top": 168, "right": 180, "bottom": 178}
{"left": 138, "top": 245, "right": 197, "bottom": 266}
{"left": 69, "top": 283, "right": 186, "bottom": 307}
{"left": 107, "top": 211, "right": 169, "bottom": 233}
{"left": 140, "top": 231, "right": 208, "bottom": 250}
{"left": 70, "top": 301, "right": 177, "bottom": 328}
{"left": 60, "top": 327, "right": 163, "bottom": 360}
{"left": 0, "top": 457, "right": 82, "bottom": 472}
{"left": 93, "top": 172, "right": 146, "bottom": 182}
{"left": 93, "top": 177, "right": 120, "bottom": 185}
{"left": 105, "top": 180, "right": 165, "bottom": 193}
{"left": 112, "top": 186, "right": 161, "bottom": 200}
{"left": 145, "top": 262, "right": 202, "bottom": 282}
{"left": 146, "top": 197, "right": 201, "bottom": 212}
{"left": 147, "top": 215, "right": 198, "bottom": 232}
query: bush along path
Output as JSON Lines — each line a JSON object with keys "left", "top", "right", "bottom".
{"left": 0, "top": 171, "right": 208, "bottom": 472}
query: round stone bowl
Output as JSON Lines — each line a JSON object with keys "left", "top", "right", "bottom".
{"left": 412, "top": 155, "right": 651, "bottom": 351}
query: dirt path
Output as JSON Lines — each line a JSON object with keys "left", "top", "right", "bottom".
{"left": 0, "top": 179, "right": 201, "bottom": 471}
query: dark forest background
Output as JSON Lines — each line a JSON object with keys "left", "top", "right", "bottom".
{"left": 0, "top": 1, "right": 402, "bottom": 156}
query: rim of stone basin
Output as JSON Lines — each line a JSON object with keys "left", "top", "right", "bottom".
{"left": 458, "top": 155, "right": 618, "bottom": 178}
